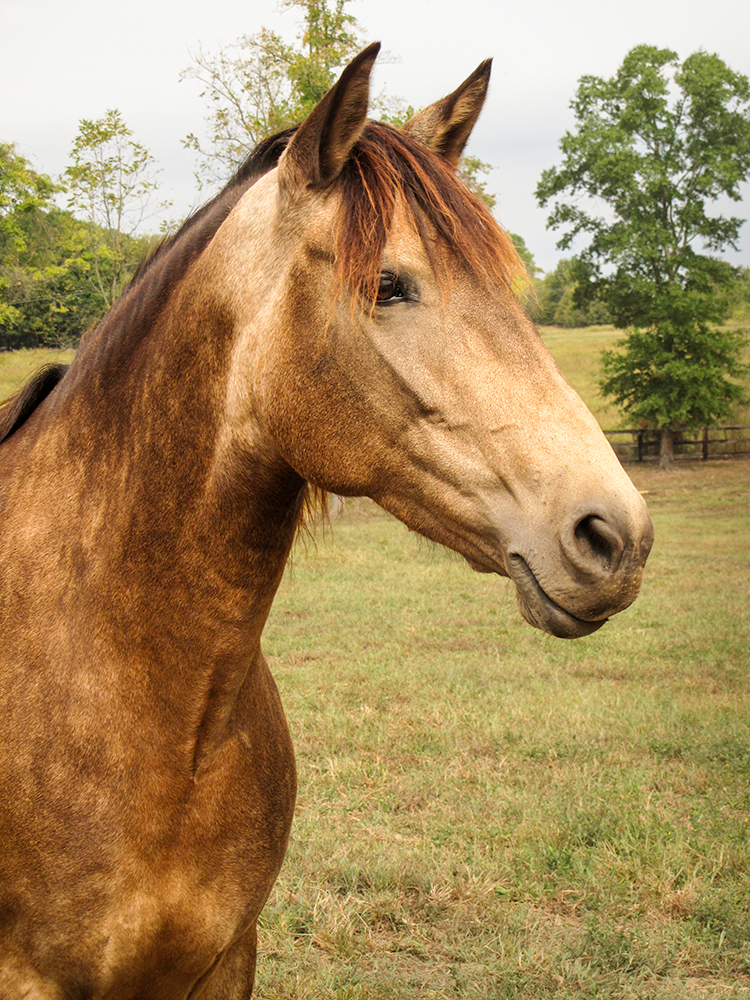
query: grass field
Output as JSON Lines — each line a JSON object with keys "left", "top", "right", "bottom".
{"left": 538, "top": 325, "right": 625, "bottom": 428}
{"left": 254, "top": 460, "right": 750, "bottom": 998}
{"left": 2, "top": 344, "right": 750, "bottom": 997}
{"left": 537, "top": 325, "right": 750, "bottom": 430}
{"left": 0, "top": 347, "right": 76, "bottom": 403}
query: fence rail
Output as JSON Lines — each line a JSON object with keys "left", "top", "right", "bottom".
{"left": 603, "top": 426, "right": 750, "bottom": 463}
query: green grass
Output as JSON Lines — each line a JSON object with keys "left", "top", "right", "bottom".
{"left": 256, "top": 462, "right": 750, "bottom": 997}
{"left": 3, "top": 324, "right": 748, "bottom": 429}
{"left": 0, "top": 347, "right": 76, "bottom": 402}
{"left": 3, "top": 347, "right": 750, "bottom": 997}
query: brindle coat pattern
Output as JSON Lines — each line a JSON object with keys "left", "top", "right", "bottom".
{"left": 0, "top": 46, "right": 653, "bottom": 998}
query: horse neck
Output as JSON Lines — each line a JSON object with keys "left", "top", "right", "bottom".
{"left": 20, "top": 248, "right": 306, "bottom": 748}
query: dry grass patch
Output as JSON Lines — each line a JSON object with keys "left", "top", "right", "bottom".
{"left": 258, "top": 460, "right": 750, "bottom": 998}
{"left": 0, "top": 347, "right": 75, "bottom": 401}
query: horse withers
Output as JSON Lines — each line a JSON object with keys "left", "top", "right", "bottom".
{"left": 0, "top": 44, "right": 652, "bottom": 999}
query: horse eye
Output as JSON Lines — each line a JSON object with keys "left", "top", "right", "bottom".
{"left": 376, "top": 272, "right": 406, "bottom": 303}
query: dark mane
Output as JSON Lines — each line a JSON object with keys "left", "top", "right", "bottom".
{"left": 0, "top": 131, "right": 298, "bottom": 444}
{"left": 334, "top": 121, "right": 526, "bottom": 305}
{"left": 0, "top": 363, "right": 69, "bottom": 445}
{"left": 128, "top": 128, "right": 298, "bottom": 292}
{"left": 100, "top": 127, "right": 299, "bottom": 345}
{"left": 0, "top": 131, "right": 298, "bottom": 445}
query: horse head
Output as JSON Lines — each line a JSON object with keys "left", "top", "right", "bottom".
{"left": 206, "top": 43, "right": 653, "bottom": 640}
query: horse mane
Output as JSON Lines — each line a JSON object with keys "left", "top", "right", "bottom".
{"left": 96, "top": 128, "right": 299, "bottom": 351}
{"left": 0, "top": 132, "right": 297, "bottom": 446}
{"left": 125, "top": 118, "right": 524, "bottom": 323}
{"left": 0, "top": 363, "right": 69, "bottom": 445}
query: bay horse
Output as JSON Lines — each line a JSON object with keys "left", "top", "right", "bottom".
{"left": 0, "top": 45, "right": 653, "bottom": 998}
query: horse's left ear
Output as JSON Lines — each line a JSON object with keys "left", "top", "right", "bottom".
{"left": 279, "top": 42, "right": 381, "bottom": 192}
{"left": 401, "top": 59, "right": 492, "bottom": 169}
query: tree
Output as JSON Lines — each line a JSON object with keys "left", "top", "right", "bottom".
{"left": 63, "top": 110, "right": 163, "bottom": 310}
{"left": 6, "top": 207, "right": 153, "bottom": 349}
{"left": 283, "top": 0, "right": 361, "bottom": 113}
{"left": 0, "top": 144, "right": 98, "bottom": 350}
{"left": 536, "top": 46, "right": 750, "bottom": 467}
{"left": 0, "top": 142, "right": 57, "bottom": 343}
{"left": 1, "top": 135, "right": 159, "bottom": 351}
{"left": 181, "top": 0, "right": 498, "bottom": 206}
{"left": 182, "top": 0, "right": 362, "bottom": 186}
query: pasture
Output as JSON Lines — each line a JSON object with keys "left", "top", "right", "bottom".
{"left": 3, "top": 345, "right": 749, "bottom": 996}
{"left": 259, "top": 460, "right": 750, "bottom": 998}
{"left": 0, "top": 347, "right": 76, "bottom": 403}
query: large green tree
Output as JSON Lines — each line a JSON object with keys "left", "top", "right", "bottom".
{"left": 536, "top": 45, "right": 750, "bottom": 467}
{"left": 0, "top": 144, "right": 101, "bottom": 349}
{"left": 1, "top": 136, "right": 157, "bottom": 350}
{"left": 0, "top": 142, "right": 58, "bottom": 345}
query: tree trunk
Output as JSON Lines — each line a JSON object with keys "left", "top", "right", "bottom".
{"left": 659, "top": 426, "right": 675, "bottom": 470}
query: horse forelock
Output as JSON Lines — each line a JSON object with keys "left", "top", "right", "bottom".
{"left": 333, "top": 122, "right": 527, "bottom": 307}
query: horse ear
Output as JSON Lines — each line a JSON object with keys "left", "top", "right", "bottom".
{"left": 401, "top": 59, "right": 492, "bottom": 169}
{"left": 279, "top": 42, "right": 380, "bottom": 192}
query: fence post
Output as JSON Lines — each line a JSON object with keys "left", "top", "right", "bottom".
{"left": 702, "top": 427, "right": 709, "bottom": 461}
{"left": 637, "top": 430, "right": 644, "bottom": 463}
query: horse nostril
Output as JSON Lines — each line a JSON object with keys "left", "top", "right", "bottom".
{"left": 572, "top": 514, "right": 625, "bottom": 574}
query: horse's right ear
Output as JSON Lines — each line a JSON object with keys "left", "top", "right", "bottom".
{"left": 279, "top": 42, "right": 380, "bottom": 193}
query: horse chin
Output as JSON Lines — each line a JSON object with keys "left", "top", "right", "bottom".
{"left": 507, "top": 555, "right": 608, "bottom": 640}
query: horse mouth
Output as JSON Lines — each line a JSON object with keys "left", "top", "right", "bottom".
{"left": 507, "top": 554, "right": 607, "bottom": 639}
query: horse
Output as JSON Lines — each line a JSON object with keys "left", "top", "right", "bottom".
{"left": 0, "top": 44, "right": 653, "bottom": 998}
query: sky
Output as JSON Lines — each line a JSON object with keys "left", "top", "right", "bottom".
{"left": 3, "top": 0, "right": 750, "bottom": 273}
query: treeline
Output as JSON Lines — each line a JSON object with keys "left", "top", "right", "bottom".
{"left": 4, "top": 0, "right": 750, "bottom": 357}
{"left": 0, "top": 199, "right": 154, "bottom": 351}
{"left": 526, "top": 258, "right": 613, "bottom": 327}
{"left": 523, "top": 256, "right": 750, "bottom": 329}
{"left": 0, "top": 141, "right": 616, "bottom": 352}
{"left": 1, "top": 117, "right": 161, "bottom": 351}
{"left": 3, "top": 133, "right": 749, "bottom": 352}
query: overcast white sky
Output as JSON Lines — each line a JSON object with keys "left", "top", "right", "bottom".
{"left": 3, "top": 0, "right": 750, "bottom": 272}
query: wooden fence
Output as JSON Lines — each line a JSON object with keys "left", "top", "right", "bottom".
{"left": 603, "top": 426, "right": 750, "bottom": 463}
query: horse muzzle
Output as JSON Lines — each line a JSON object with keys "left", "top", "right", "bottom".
{"left": 505, "top": 501, "right": 654, "bottom": 640}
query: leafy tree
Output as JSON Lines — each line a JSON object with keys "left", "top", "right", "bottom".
{"left": 600, "top": 322, "right": 748, "bottom": 464}
{"left": 5, "top": 207, "right": 152, "bottom": 349}
{"left": 0, "top": 142, "right": 58, "bottom": 342}
{"left": 63, "top": 110, "right": 163, "bottom": 309}
{"left": 182, "top": 0, "right": 362, "bottom": 186}
{"left": 460, "top": 154, "right": 497, "bottom": 211}
{"left": 536, "top": 45, "right": 750, "bottom": 467}
{"left": 283, "top": 0, "right": 361, "bottom": 113}
{"left": 1, "top": 136, "right": 157, "bottom": 350}
{"left": 0, "top": 145, "right": 96, "bottom": 349}
{"left": 508, "top": 233, "right": 539, "bottom": 278}
{"left": 182, "top": 0, "right": 498, "bottom": 205}
{"left": 182, "top": 29, "right": 299, "bottom": 187}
